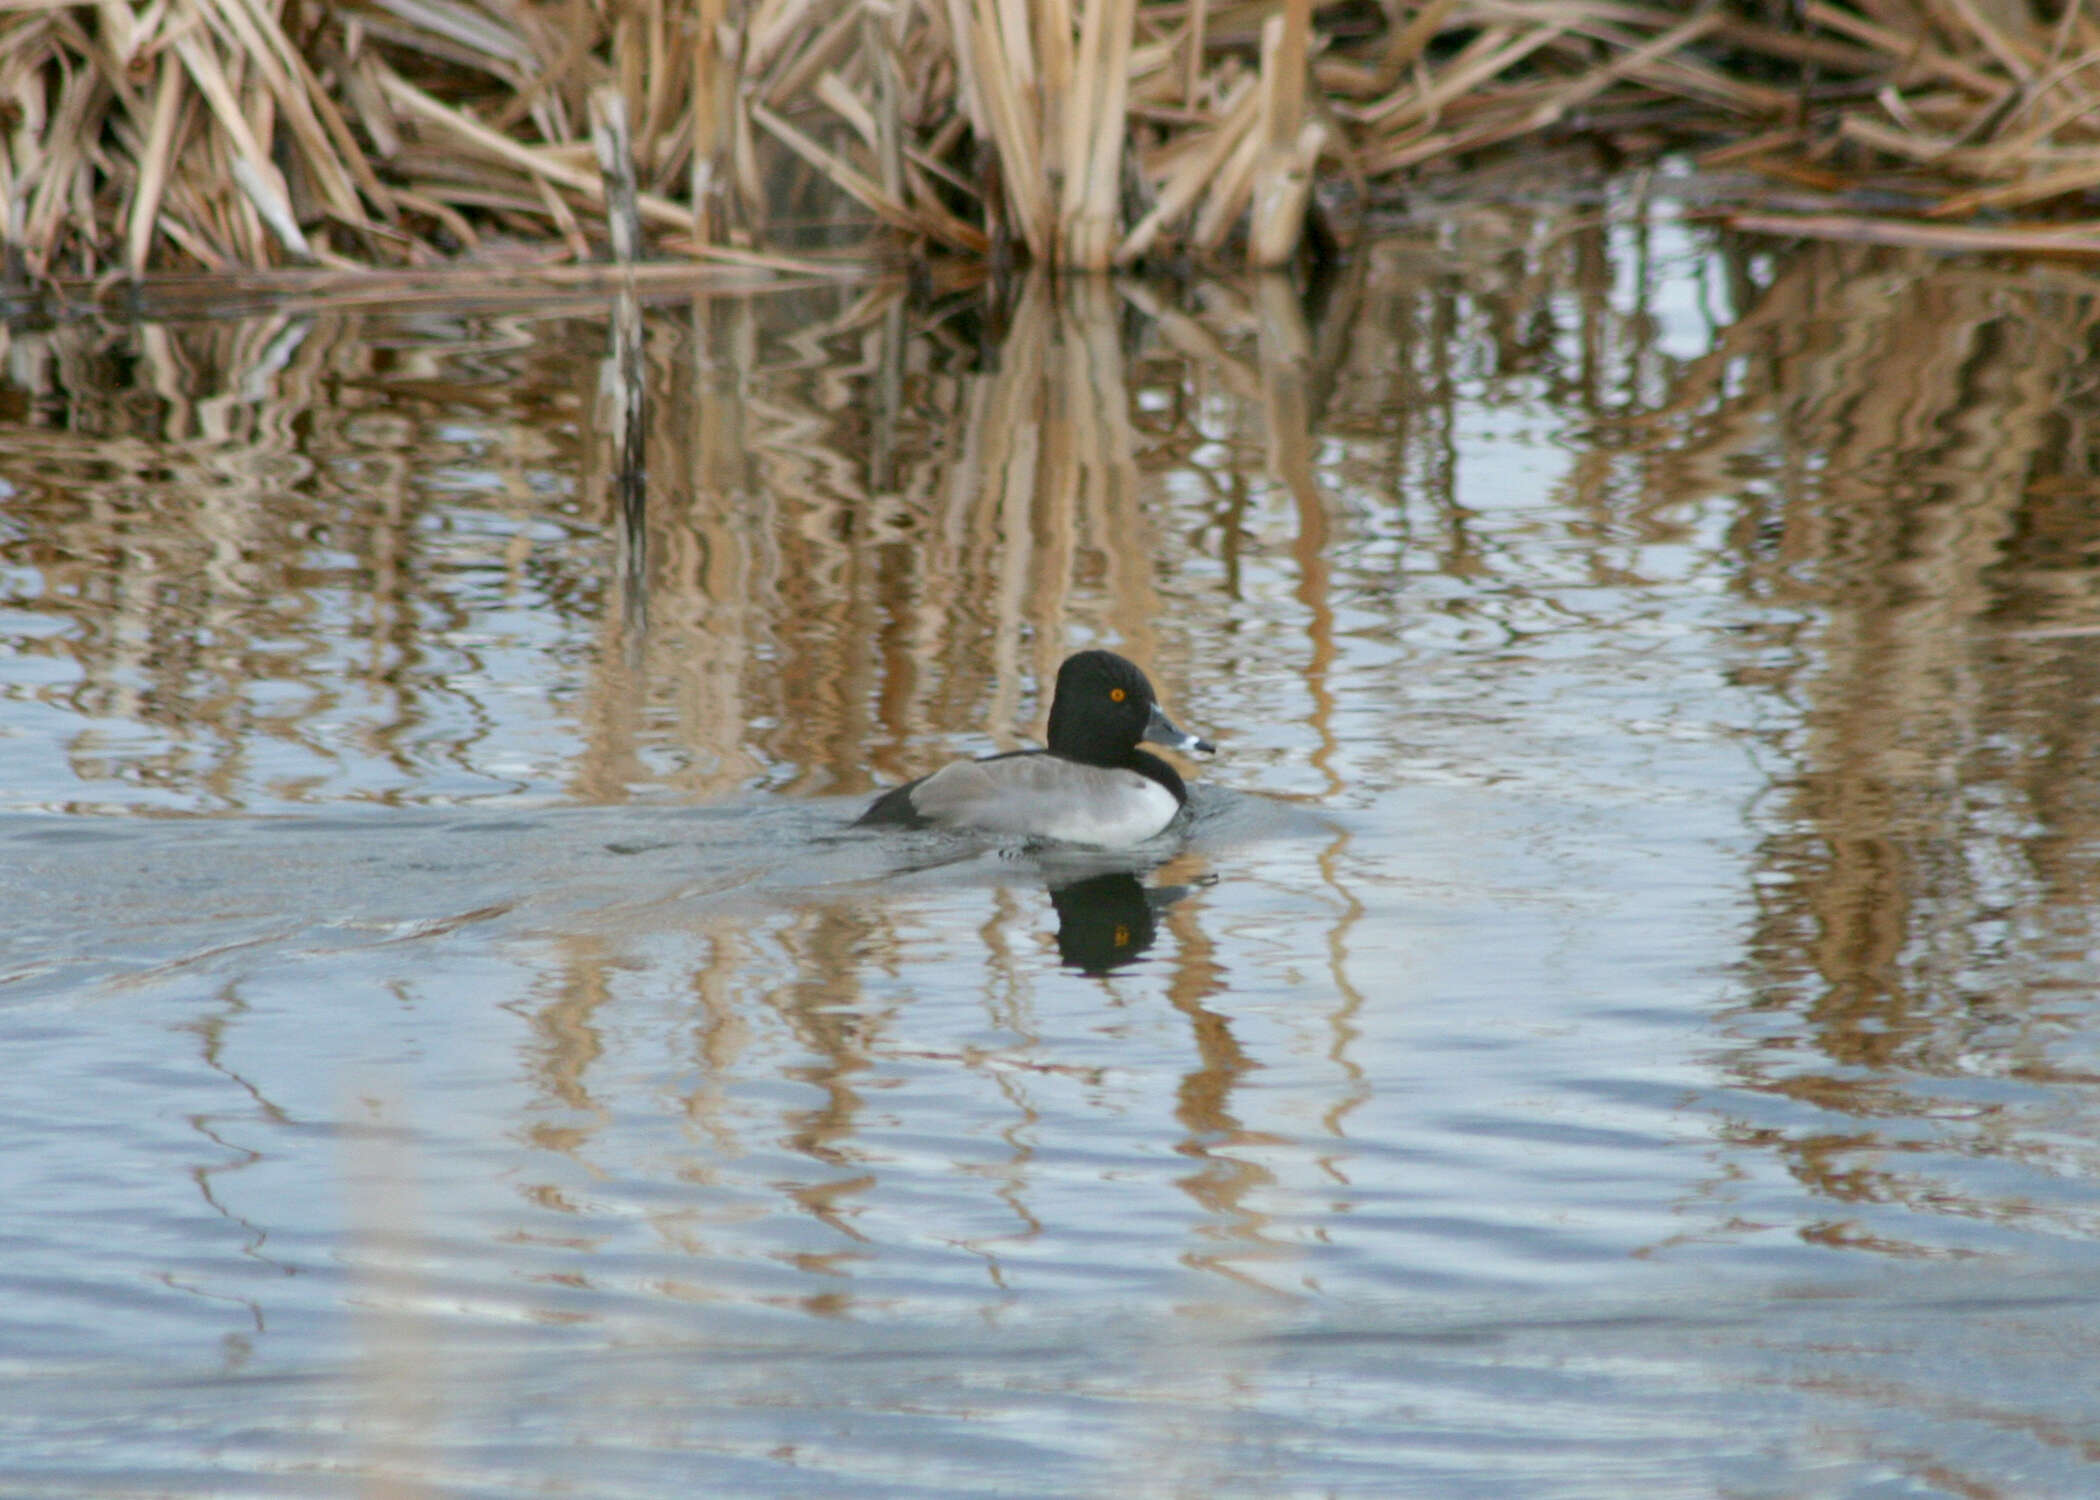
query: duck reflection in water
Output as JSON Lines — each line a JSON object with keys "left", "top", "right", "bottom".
{"left": 1047, "top": 868, "right": 1196, "bottom": 975}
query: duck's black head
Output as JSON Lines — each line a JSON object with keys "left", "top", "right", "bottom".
{"left": 1045, "top": 650, "right": 1213, "bottom": 768}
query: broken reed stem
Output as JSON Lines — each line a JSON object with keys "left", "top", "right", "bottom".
{"left": 591, "top": 85, "right": 643, "bottom": 266}
{"left": 1116, "top": 73, "right": 1257, "bottom": 265}
{"left": 127, "top": 60, "right": 185, "bottom": 277}
{"left": 689, "top": 0, "right": 731, "bottom": 246}
{"left": 1247, "top": 0, "right": 1319, "bottom": 268}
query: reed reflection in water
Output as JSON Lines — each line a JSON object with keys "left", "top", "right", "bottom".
{"left": 1653, "top": 248, "right": 2100, "bottom": 1259}
{"left": 7, "top": 200, "right": 2100, "bottom": 1494}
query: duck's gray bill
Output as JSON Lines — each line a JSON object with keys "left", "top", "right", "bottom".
{"left": 1144, "top": 702, "right": 1215, "bottom": 756}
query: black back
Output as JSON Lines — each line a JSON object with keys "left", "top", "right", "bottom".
{"left": 855, "top": 777, "right": 931, "bottom": 828}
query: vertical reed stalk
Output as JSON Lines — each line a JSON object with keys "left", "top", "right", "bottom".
{"left": 1060, "top": 0, "right": 1136, "bottom": 268}
{"left": 1248, "top": 0, "right": 1321, "bottom": 267}
{"left": 690, "top": 0, "right": 727, "bottom": 245}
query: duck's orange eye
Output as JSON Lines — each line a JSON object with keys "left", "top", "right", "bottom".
{"left": 1110, "top": 687, "right": 1126, "bottom": 702}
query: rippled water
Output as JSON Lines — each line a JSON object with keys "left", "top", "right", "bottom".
{"left": 8, "top": 189, "right": 2100, "bottom": 1495}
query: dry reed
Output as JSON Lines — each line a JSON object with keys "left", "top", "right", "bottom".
{"left": 4, "top": 0, "right": 2099, "bottom": 287}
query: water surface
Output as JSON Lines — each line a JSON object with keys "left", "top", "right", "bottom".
{"left": 7, "top": 192, "right": 2100, "bottom": 1496}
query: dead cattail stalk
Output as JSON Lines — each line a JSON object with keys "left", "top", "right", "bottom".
{"left": 1060, "top": 0, "right": 1137, "bottom": 268}
{"left": 126, "top": 59, "right": 186, "bottom": 277}
{"left": 1247, "top": 2, "right": 1321, "bottom": 268}
{"left": 592, "top": 85, "right": 643, "bottom": 265}
{"left": 1727, "top": 210, "right": 2100, "bottom": 255}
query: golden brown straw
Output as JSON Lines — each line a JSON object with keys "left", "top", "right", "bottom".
{"left": 5, "top": 0, "right": 2094, "bottom": 283}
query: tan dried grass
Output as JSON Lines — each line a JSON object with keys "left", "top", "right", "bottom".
{"left": 2, "top": 0, "right": 2094, "bottom": 286}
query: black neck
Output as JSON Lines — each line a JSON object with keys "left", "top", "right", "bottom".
{"left": 1129, "top": 749, "right": 1188, "bottom": 804}
{"left": 1044, "top": 700, "right": 1117, "bottom": 764}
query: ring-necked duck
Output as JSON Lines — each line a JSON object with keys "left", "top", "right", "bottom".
{"left": 856, "top": 649, "right": 1214, "bottom": 846}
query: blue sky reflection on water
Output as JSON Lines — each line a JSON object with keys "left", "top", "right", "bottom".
{"left": 6, "top": 202, "right": 2100, "bottom": 1495}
